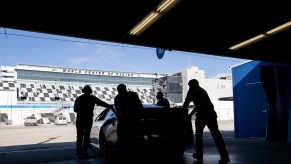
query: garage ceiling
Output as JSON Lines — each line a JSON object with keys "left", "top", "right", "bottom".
{"left": 0, "top": 0, "right": 290, "bottom": 62}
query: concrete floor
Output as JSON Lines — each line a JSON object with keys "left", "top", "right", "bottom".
{"left": 0, "top": 121, "right": 290, "bottom": 164}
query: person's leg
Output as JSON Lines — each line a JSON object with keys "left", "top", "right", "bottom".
{"left": 117, "top": 126, "right": 131, "bottom": 163}
{"left": 185, "top": 116, "right": 194, "bottom": 146}
{"left": 207, "top": 118, "right": 229, "bottom": 163}
{"left": 126, "top": 131, "right": 136, "bottom": 162}
{"left": 83, "top": 119, "right": 93, "bottom": 156}
{"left": 194, "top": 117, "right": 206, "bottom": 160}
{"left": 76, "top": 120, "right": 85, "bottom": 158}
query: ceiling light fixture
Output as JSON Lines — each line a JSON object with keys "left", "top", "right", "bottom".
{"left": 157, "top": 0, "right": 175, "bottom": 12}
{"left": 230, "top": 21, "right": 291, "bottom": 51}
{"left": 129, "top": 0, "right": 181, "bottom": 36}
{"left": 229, "top": 34, "right": 266, "bottom": 50}
{"left": 130, "top": 12, "right": 159, "bottom": 36}
{"left": 266, "top": 21, "right": 291, "bottom": 35}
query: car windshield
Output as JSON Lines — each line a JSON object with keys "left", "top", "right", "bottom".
{"left": 142, "top": 104, "right": 163, "bottom": 108}
{"left": 97, "top": 108, "right": 110, "bottom": 121}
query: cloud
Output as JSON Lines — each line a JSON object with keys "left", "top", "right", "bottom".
{"left": 82, "top": 44, "right": 120, "bottom": 65}
{"left": 68, "top": 56, "right": 89, "bottom": 64}
{"left": 68, "top": 43, "right": 121, "bottom": 67}
{"left": 94, "top": 45, "right": 119, "bottom": 59}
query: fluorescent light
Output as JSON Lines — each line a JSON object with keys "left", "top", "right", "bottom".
{"left": 129, "top": 0, "right": 181, "bottom": 36}
{"left": 157, "top": 0, "right": 175, "bottom": 12}
{"left": 229, "top": 34, "right": 266, "bottom": 50}
{"left": 230, "top": 21, "right": 291, "bottom": 51}
{"left": 266, "top": 21, "right": 291, "bottom": 35}
{"left": 130, "top": 12, "right": 159, "bottom": 36}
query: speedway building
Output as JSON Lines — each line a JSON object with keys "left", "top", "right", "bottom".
{"left": 0, "top": 64, "right": 233, "bottom": 125}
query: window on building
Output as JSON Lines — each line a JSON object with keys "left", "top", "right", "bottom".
{"left": 218, "top": 97, "right": 233, "bottom": 101}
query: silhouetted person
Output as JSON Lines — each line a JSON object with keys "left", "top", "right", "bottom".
{"left": 114, "top": 84, "right": 143, "bottom": 161}
{"left": 74, "top": 85, "right": 110, "bottom": 159}
{"left": 183, "top": 79, "right": 230, "bottom": 164}
{"left": 156, "top": 91, "right": 170, "bottom": 107}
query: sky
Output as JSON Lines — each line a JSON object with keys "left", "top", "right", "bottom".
{"left": 0, "top": 28, "right": 246, "bottom": 77}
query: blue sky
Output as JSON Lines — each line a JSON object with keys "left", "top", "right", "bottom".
{"left": 0, "top": 28, "right": 246, "bottom": 77}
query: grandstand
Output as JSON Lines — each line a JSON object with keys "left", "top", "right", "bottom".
{"left": 0, "top": 64, "right": 165, "bottom": 125}
{"left": 0, "top": 64, "right": 233, "bottom": 125}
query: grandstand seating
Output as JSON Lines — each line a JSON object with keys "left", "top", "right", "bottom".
{"left": 0, "top": 81, "right": 16, "bottom": 91}
{"left": 18, "top": 83, "right": 155, "bottom": 104}
{"left": 1, "top": 81, "right": 156, "bottom": 125}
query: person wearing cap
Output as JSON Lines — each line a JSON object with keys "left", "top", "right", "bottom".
{"left": 183, "top": 79, "right": 230, "bottom": 164}
{"left": 74, "top": 85, "right": 111, "bottom": 159}
{"left": 156, "top": 91, "right": 170, "bottom": 107}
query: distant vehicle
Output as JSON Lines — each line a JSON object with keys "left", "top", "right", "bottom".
{"left": 90, "top": 104, "right": 188, "bottom": 158}
{"left": 24, "top": 116, "right": 38, "bottom": 126}
{"left": 55, "top": 115, "right": 67, "bottom": 125}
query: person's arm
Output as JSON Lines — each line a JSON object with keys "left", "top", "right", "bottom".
{"left": 166, "top": 99, "right": 170, "bottom": 107}
{"left": 74, "top": 97, "right": 80, "bottom": 113}
{"left": 114, "top": 96, "right": 121, "bottom": 120}
{"left": 183, "top": 90, "right": 198, "bottom": 116}
{"left": 183, "top": 91, "right": 192, "bottom": 109}
{"left": 135, "top": 92, "right": 143, "bottom": 110}
{"left": 94, "top": 96, "right": 110, "bottom": 108}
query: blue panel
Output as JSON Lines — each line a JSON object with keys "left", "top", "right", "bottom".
{"left": 232, "top": 61, "right": 271, "bottom": 138}
{"left": 246, "top": 83, "right": 268, "bottom": 138}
